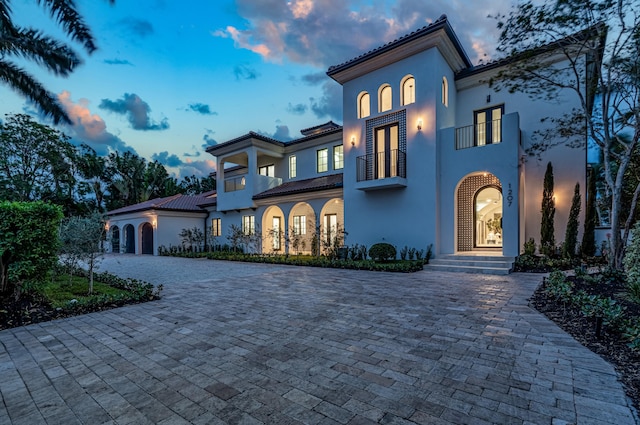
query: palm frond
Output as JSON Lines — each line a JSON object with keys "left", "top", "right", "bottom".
{"left": 0, "top": 27, "right": 81, "bottom": 76}
{"left": 0, "top": 60, "right": 71, "bottom": 124}
{"left": 0, "top": 28, "right": 81, "bottom": 76}
{"left": 36, "top": 0, "right": 98, "bottom": 53}
{"left": 0, "top": 0, "right": 17, "bottom": 35}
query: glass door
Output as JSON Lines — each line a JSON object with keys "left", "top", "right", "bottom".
{"left": 475, "top": 187, "right": 502, "bottom": 248}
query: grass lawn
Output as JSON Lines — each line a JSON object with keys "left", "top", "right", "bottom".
{"left": 40, "top": 274, "right": 132, "bottom": 308}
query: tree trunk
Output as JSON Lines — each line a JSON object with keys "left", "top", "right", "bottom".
{"left": 0, "top": 258, "right": 9, "bottom": 295}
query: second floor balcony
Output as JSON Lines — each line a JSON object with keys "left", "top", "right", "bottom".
{"left": 455, "top": 118, "right": 503, "bottom": 150}
{"left": 355, "top": 149, "right": 407, "bottom": 191}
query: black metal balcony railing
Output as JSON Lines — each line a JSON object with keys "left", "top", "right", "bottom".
{"left": 455, "top": 118, "right": 502, "bottom": 150}
{"left": 224, "top": 175, "right": 246, "bottom": 192}
{"left": 356, "top": 149, "right": 406, "bottom": 182}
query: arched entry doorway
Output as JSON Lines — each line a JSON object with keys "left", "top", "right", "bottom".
{"left": 141, "top": 222, "right": 154, "bottom": 255}
{"left": 456, "top": 172, "right": 502, "bottom": 252}
{"left": 123, "top": 224, "right": 135, "bottom": 253}
{"left": 111, "top": 226, "right": 120, "bottom": 253}
{"left": 474, "top": 186, "right": 502, "bottom": 248}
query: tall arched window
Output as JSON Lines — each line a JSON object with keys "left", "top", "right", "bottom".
{"left": 442, "top": 76, "right": 449, "bottom": 107}
{"left": 358, "top": 91, "right": 370, "bottom": 119}
{"left": 401, "top": 75, "right": 415, "bottom": 106}
{"left": 379, "top": 84, "right": 392, "bottom": 112}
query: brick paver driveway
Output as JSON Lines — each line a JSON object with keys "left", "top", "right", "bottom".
{"left": 0, "top": 255, "right": 637, "bottom": 424}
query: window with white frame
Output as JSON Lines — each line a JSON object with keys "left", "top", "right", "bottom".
{"left": 242, "top": 215, "right": 255, "bottom": 235}
{"left": 401, "top": 76, "right": 415, "bottom": 106}
{"left": 258, "top": 164, "right": 275, "bottom": 177}
{"left": 317, "top": 148, "right": 328, "bottom": 173}
{"left": 211, "top": 218, "right": 221, "bottom": 237}
{"left": 293, "top": 215, "right": 307, "bottom": 235}
{"left": 358, "top": 91, "right": 370, "bottom": 119}
{"left": 379, "top": 84, "right": 392, "bottom": 112}
{"left": 442, "top": 77, "right": 449, "bottom": 107}
{"left": 289, "top": 155, "right": 297, "bottom": 178}
{"left": 333, "top": 144, "right": 343, "bottom": 170}
{"left": 272, "top": 216, "right": 281, "bottom": 250}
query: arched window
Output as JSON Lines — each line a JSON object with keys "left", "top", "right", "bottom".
{"left": 442, "top": 76, "right": 449, "bottom": 107}
{"left": 401, "top": 75, "right": 415, "bottom": 106}
{"left": 358, "top": 91, "right": 370, "bottom": 119}
{"left": 379, "top": 84, "right": 392, "bottom": 112}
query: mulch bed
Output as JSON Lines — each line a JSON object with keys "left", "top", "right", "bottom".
{"left": 530, "top": 277, "right": 640, "bottom": 413}
{"left": 0, "top": 293, "right": 152, "bottom": 331}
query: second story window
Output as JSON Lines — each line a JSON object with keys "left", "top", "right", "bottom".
{"left": 258, "top": 164, "right": 275, "bottom": 177}
{"left": 379, "top": 84, "right": 392, "bottom": 112}
{"left": 242, "top": 215, "right": 255, "bottom": 235}
{"left": 358, "top": 91, "right": 370, "bottom": 119}
{"left": 211, "top": 218, "right": 221, "bottom": 237}
{"left": 401, "top": 76, "right": 415, "bottom": 106}
{"left": 333, "top": 145, "right": 343, "bottom": 170}
{"left": 442, "top": 77, "right": 449, "bottom": 107}
{"left": 289, "top": 155, "right": 296, "bottom": 178}
{"left": 475, "top": 106, "right": 503, "bottom": 146}
{"left": 317, "top": 148, "right": 328, "bottom": 173}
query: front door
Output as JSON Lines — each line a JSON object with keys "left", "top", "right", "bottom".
{"left": 474, "top": 186, "right": 502, "bottom": 248}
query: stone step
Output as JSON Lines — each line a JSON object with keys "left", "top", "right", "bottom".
{"left": 424, "top": 263, "right": 512, "bottom": 275}
{"left": 425, "top": 254, "right": 515, "bottom": 275}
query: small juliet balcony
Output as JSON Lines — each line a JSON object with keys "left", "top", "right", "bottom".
{"left": 455, "top": 118, "right": 503, "bottom": 150}
{"left": 355, "top": 149, "right": 407, "bottom": 191}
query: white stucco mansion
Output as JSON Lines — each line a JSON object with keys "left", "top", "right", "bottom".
{"left": 107, "top": 16, "right": 597, "bottom": 266}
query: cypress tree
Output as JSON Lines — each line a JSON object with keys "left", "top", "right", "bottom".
{"left": 563, "top": 183, "right": 581, "bottom": 258}
{"left": 581, "top": 167, "right": 597, "bottom": 257}
{"left": 540, "top": 162, "right": 556, "bottom": 256}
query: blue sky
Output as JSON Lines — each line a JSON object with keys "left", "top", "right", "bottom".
{"left": 2, "top": 0, "right": 513, "bottom": 178}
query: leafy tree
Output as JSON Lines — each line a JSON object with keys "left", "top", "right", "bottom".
{"left": 493, "top": 0, "right": 640, "bottom": 268}
{"left": 0, "top": 114, "right": 78, "bottom": 209}
{"left": 541, "top": 162, "right": 556, "bottom": 256}
{"left": 563, "top": 182, "right": 581, "bottom": 258}
{"left": 76, "top": 144, "right": 107, "bottom": 212}
{"left": 0, "top": 0, "right": 114, "bottom": 124}
{"left": 178, "top": 175, "right": 216, "bottom": 195}
{"left": 0, "top": 201, "right": 63, "bottom": 298}
{"left": 59, "top": 213, "right": 105, "bottom": 294}
{"left": 582, "top": 167, "right": 598, "bottom": 257}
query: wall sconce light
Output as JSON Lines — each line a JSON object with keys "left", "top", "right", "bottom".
{"left": 417, "top": 119, "right": 423, "bottom": 131}
{"left": 351, "top": 136, "right": 356, "bottom": 147}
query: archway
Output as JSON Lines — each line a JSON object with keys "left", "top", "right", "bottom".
{"left": 288, "top": 202, "right": 316, "bottom": 255}
{"left": 319, "top": 198, "right": 344, "bottom": 254}
{"left": 111, "top": 226, "right": 120, "bottom": 253}
{"left": 141, "top": 222, "right": 154, "bottom": 255}
{"left": 456, "top": 172, "right": 502, "bottom": 252}
{"left": 262, "top": 206, "right": 285, "bottom": 254}
{"left": 123, "top": 224, "right": 135, "bottom": 254}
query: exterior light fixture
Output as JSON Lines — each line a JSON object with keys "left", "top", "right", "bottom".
{"left": 417, "top": 119, "right": 423, "bottom": 131}
{"left": 351, "top": 136, "right": 356, "bottom": 146}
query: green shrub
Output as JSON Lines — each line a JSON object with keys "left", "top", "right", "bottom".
{"left": 368, "top": 243, "right": 397, "bottom": 262}
{"left": 545, "top": 270, "right": 573, "bottom": 303}
{"left": 523, "top": 238, "right": 536, "bottom": 255}
{"left": 0, "top": 201, "right": 63, "bottom": 297}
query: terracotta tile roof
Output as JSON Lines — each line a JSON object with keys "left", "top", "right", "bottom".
{"left": 327, "top": 14, "right": 471, "bottom": 76}
{"left": 107, "top": 191, "right": 216, "bottom": 216}
{"left": 253, "top": 174, "right": 343, "bottom": 200}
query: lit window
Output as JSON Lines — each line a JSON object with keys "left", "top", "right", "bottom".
{"left": 258, "top": 164, "right": 275, "bottom": 177}
{"left": 293, "top": 215, "right": 307, "bottom": 235}
{"left": 401, "top": 76, "right": 415, "bottom": 106}
{"left": 317, "top": 148, "right": 328, "bottom": 173}
{"left": 272, "top": 216, "right": 281, "bottom": 250}
{"left": 374, "top": 123, "right": 399, "bottom": 179}
{"left": 242, "top": 215, "right": 255, "bottom": 235}
{"left": 333, "top": 145, "right": 343, "bottom": 170}
{"left": 379, "top": 84, "right": 392, "bottom": 112}
{"left": 442, "top": 77, "right": 449, "bottom": 107}
{"left": 211, "top": 218, "right": 221, "bottom": 237}
{"left": 324, "top": 214, "right": 337, "bottom": 244}
{"left": 358, "top": 91, "right": 370, "bottom": 119}
{"left": 289, "top": 155, "right": 297, "bottom": 179}
{"left": 475, "top": 106, "right": 503, "bottom": 146}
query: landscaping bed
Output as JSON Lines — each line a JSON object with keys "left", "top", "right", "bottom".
{"left": 530, "top": 270, "right": 640, "bottom": 413}
{"left": 0, "top": 269, "right": 162, "bottom": 331}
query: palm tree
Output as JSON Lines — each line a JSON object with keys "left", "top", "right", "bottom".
{"left": 0, "top": 0, "right": 113, "bottom": 124}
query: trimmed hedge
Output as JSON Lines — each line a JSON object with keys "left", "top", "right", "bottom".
{"left": 368, "top": 243, "right": 397, "bottom": 262}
